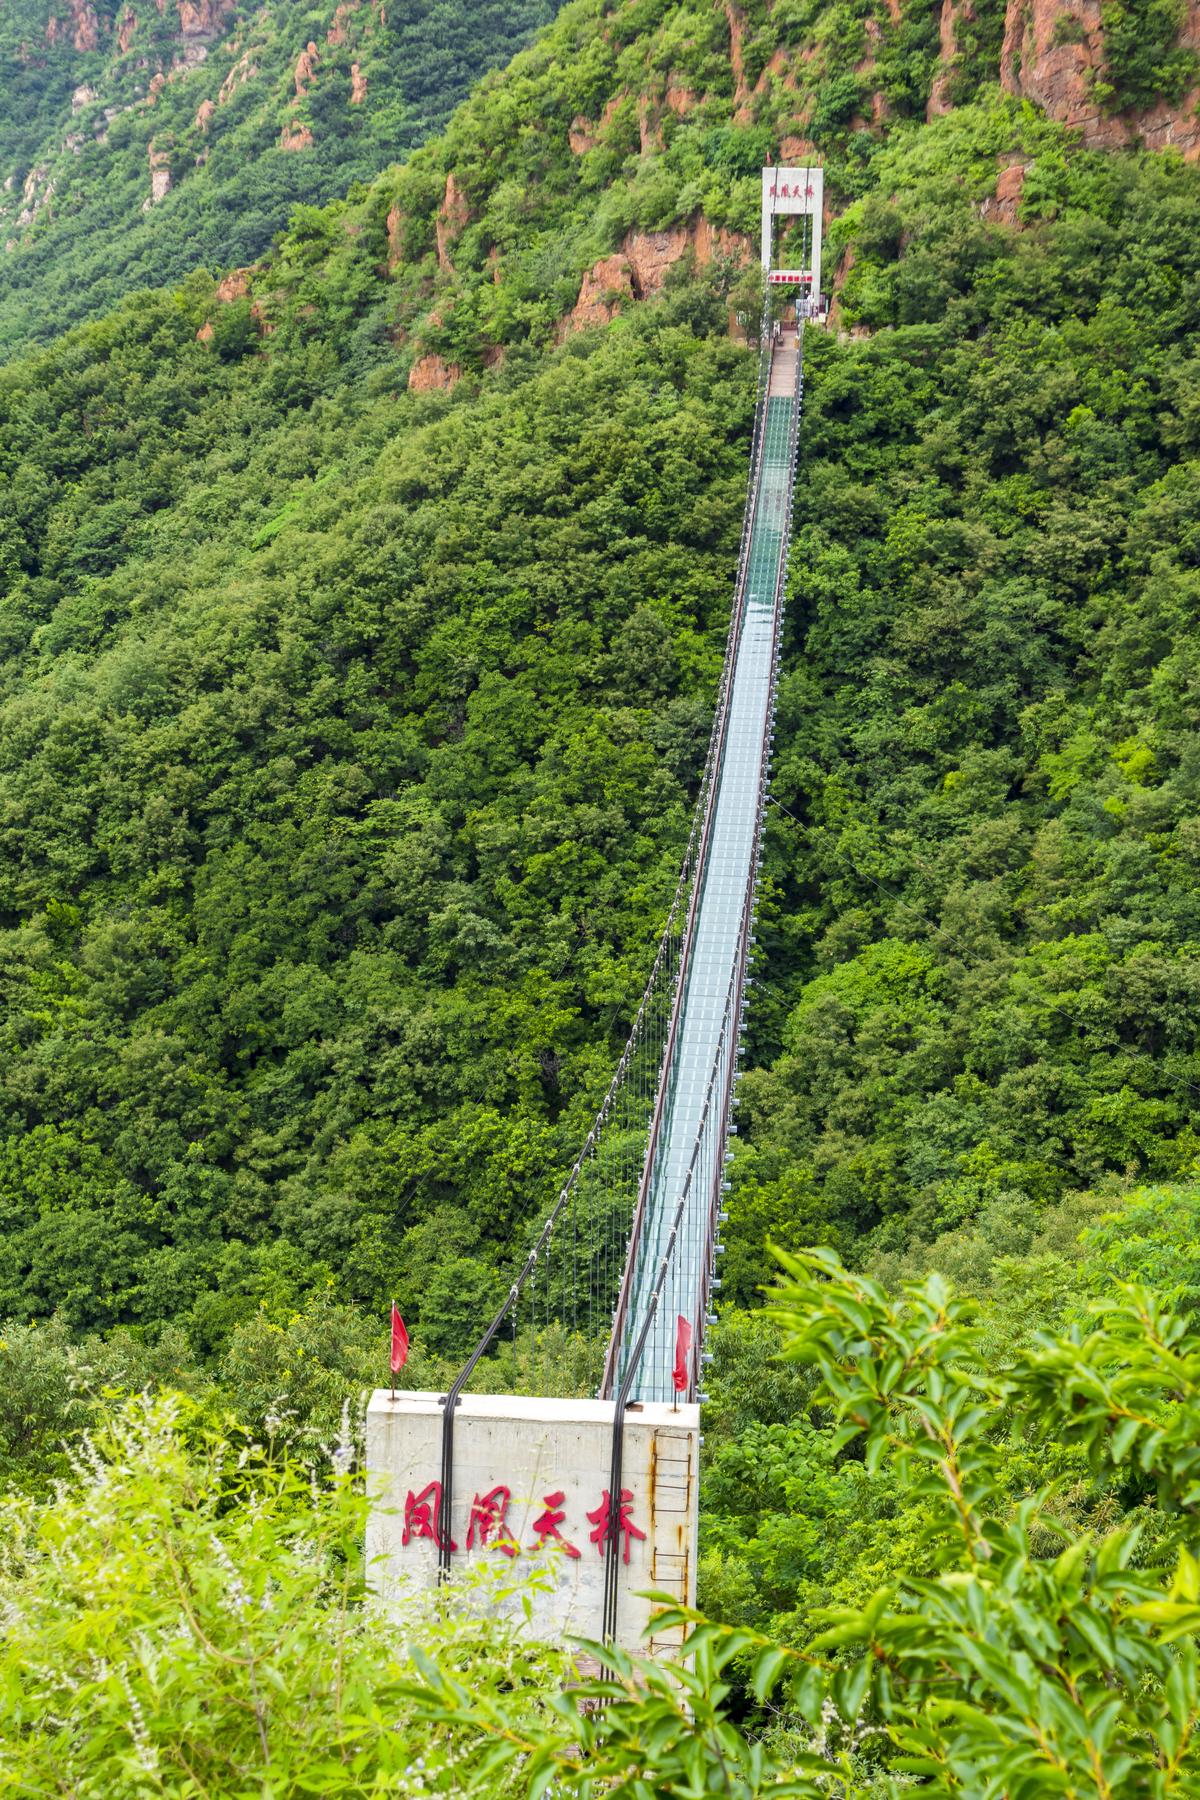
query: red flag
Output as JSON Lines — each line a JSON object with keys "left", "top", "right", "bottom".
{"left": 390, "top": 1302, "right": 409, "bottom": 1374}
{"left": 672, "top": 1314, "right": 692, "bottom": 1394}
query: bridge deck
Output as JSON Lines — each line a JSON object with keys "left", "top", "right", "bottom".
{"left": 616, "top": 331, "right": 802, "bottom": 1402}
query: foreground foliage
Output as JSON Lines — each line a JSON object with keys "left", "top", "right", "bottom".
{"left": 5, "top": 1245, "right": 1200, "bottom": 1795}
{"left": 428, "top": 1248, "right": 1200, "bottom": 1796}
{"left": 0, "top": 1396, "right": 569, "bottom": 1794}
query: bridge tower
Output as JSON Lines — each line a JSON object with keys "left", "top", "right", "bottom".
{"left": 761, "top": 162, "right": 825, "bottom": 315}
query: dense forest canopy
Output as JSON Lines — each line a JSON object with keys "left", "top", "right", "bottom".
{"left": 0, "top": 0, "right": 1196, "bottom": 1355}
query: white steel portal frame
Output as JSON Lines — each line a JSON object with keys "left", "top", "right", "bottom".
{"left": 760, "top": 163, "right": 824, "bottom": 307}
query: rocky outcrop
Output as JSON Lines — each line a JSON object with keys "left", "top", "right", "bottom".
{"left": 724, "top": 1, "right": 750, "bottom": 115}
{"left": 639, "top": 105, "right": 662, "bottom": 153}
{"left": 928, "top": 0, "right": 972, "bottom": 116}
{"left": 52, "top": 0, "right": 101, "bottom": 51}
{"left": 280, "top": 117, "right": 313, "bottom": 150}
{"left": 385, "top": 202, "right": 404, "bottom": 268}
{"left": 146, "top": 137, "right": 171, "bottom": 205}
{"left": 71, "top": 83, "right": 97, "bottom": 111}
{"left": 17, "top": 164, "right": 54, "bottom": 228}
{"left": 177, "top": 0, "right": 234, "bottom": 40}
{"left": 558, "top": 215, "right": 752, "bottom": 341}
{"left": 623, "top": 216, "right": 750, "bottom": 297}
{"left": 408, "top": 352, "right": 461, "bottom": 392}
{"left": 218, "top": 51, "right": 257, "bottom": 104}
{"left": 293, "top": 39, "right": 319, "bottom": 95}
{"left": 195, "top": 96, "right": 215, "bottom": 129}
{"left": 327, "top": 1, "right": 358, "bottom": 44}
{"left": 560, "top": 253, "right": 634, "bottom": 336}
{"left": 197, "top": 272, "right": 269, "bottom": 343}
{"left": 435, "top": 172, "right": 470, "bottom": 270}
{"left": 567, "top": 92, "right": 627, "bottom": 154}
{"left": 116, "top": 5, "right": 137, "bottom": 52}
{"left": 980, "top": 157, "right": 1028, "bottom": 222}
{"left": 691, "top": 215, "right": 752, "bottom": 267}
{"left": 350, "top": 61, "right": 367, "bottom": 103}
{"left": 623, "top": 225, "right": 689, "bottom": 296}
{"left": 215, "top": 266, "right": 250, "bottom": 300}
{"left": 999, "top": 0, "right": 1200, "bottom": 157}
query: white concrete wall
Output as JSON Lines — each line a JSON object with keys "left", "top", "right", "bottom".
{"left": 365, "top": 1390, "right": 699, "bottom": 1655}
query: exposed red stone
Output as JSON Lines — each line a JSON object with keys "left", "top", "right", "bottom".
{"left": 218, "top": 51, "right": 257, "bottom": 104}
{"left": 71, "top": 0, "right": 100, "bottom": 51}
{"left": 724, "top": 2, "right": 749, "bottom": 115}
{"left": 408, "top": 352, "right": 461, "bottom": 393}
{"left": 196, "top": 320, "right": 215, "bottom": 342}
{"left": 928, "top": 0, "right": 971, "bottom": 115}
{"left": 350, "top": 60, "right": 367, "bottom": 103}
{"left": 559, "top": 253, "right": 634, "bottom": 337}
{"left": 177, "top": 0, "right": 233, "bottom": 40}
{"left": 147, "top": 136, "right": 171, "bottom": 203}
{"left": 195, "top": 96, "right": 215, "bottom": 129}
{"left": 293, "top": 39, "right": 319, "bottom": 96}
{"left": 280, "top": 116, "right": 314, "bottom": 150}
{"left": 117, "top": 5, "right": 137, "bottom": 52}
{"left": 998, "top": 0, "right": 1200, "bottom": 157}
{"left": 327, "top": 0, "right": 358, "bottom": 44}
{"left": 568, "top": 114, "right": 594, "bottom": 153}
{"left": 435, "top": 171, "right": 470, "bottom": 270}
{"left": 215, "top": 267, "right": 250, "bottom": 301}
{"left": 557, "top": 213, "right": 752, "bottom": 342}
{"left": 980, "top": 157, "right": 1028, "bottom": 222}
{"left": 385, "top": 201, "right": 404, "bottom": 269}
{"left": 755, "top": 46, "right": 799, "bottom": 96}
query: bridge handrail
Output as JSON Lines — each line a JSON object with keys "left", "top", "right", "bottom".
{"left": 600, "top": 321, "right": 804, "bottom": 1631}
{"left": 598, "top": 304, "right": 777, "bottom": 1397}
{"left": 435, "top": 310, "right": 778, "bottom": 1570}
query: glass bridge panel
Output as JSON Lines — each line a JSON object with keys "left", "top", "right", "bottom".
{"left": 617, "top": 347, "right": 801, "bottom": 1402}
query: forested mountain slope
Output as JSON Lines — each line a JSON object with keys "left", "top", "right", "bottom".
{"left": 0, "top": 0, "right": 1198, "bottom": 1368}
{"left": 0, "top": 0, "right": 560, "bottom": 354}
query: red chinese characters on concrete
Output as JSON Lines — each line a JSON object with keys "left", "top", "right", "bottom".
{"left": 466, "top": 1484, "right": 520, "bottom": 1557}
{"left": 768, "top": 182, "right": 814, "bottom": 199}
{"left": 587, "top": 1487, "right": 647, "bottom": 1565}
{"left": 402, "top": 1479, "right": 456, "bottom": 1551}
{"left": 401, "top": 1480, "right": 645, "bottom": 1562}
{"left": 530, "top": 1490, "right": 582, "bottom": 1559}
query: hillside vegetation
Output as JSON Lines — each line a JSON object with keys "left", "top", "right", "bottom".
{"left": 0, "top": 0, "right": 560, "bottom": 354}
{"left": 1, "top": 0, "right": 1197, "bottom": 1360}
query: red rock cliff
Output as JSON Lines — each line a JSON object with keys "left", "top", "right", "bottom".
{"left": 998, "top": 0, "right": 1200, "bottom": 157}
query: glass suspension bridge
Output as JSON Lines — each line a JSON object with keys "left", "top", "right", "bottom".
{"left": 436, "top": 310, "right": 805, "bottom": 1625}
